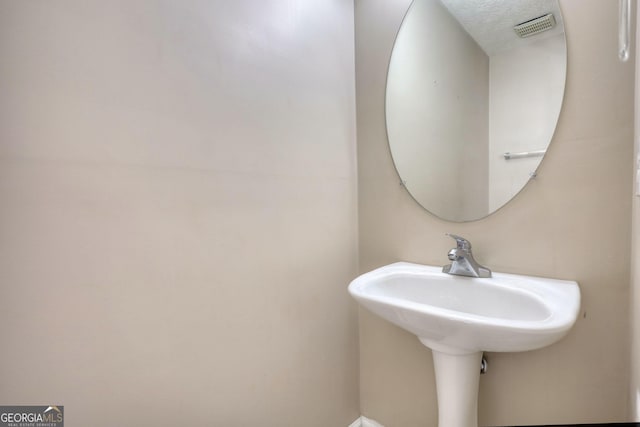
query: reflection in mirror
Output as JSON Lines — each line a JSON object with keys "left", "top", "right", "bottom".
{"left": 386, "top": 0, "right": 566, "bottom": 222}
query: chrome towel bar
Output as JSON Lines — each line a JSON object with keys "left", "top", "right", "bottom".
{"left": 503, "top": 150, "right": 546, "bottom": 160}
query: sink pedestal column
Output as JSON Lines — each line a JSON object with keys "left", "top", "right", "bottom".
{"left": 431, "top": 350, "right": 483, "bottom": 427}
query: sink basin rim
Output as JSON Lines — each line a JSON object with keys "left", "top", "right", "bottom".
{"left": 349, "top": 262, "right": 580, "bottom": 333}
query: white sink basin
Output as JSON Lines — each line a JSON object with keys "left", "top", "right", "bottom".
{"left": 349, "top": 262, "right": 581, "bottom": 427}
{"left": 349, "top": 262, "right": 580, "bottom": 354}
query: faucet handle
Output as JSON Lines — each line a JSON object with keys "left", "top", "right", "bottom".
{"left": 446, "top": 233, "right": 472, "bottom": 250}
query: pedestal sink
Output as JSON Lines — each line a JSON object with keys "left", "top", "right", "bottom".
{"left": 348, "top": 262, "right": 580, "bottom": 427}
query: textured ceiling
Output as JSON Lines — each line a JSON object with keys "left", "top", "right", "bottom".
{"left": 438, "top": 0, "right": 565, "bottom": 55}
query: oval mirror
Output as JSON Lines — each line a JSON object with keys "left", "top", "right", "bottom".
{"left": 386, "top": 0, "right": 566, "bottom": 222}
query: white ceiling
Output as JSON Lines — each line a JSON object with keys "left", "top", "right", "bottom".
{"left": 438, "top": 0, "right": 565, "bottom": 55}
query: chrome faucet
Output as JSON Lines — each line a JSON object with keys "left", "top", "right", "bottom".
{"left": 442, "top": 234, "right": 492, "bottom": 278}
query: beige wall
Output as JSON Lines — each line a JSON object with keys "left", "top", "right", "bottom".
{"left": 0, "top": 1, "right": 359, "bottom": 426}
{"left": 356, "top": 0, "right": 634, "bottom": 425}
{"left": 631, "top": 3, "right": 640, "bottom": 420}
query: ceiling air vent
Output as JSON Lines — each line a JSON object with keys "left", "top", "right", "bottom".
{"left": 513, "top": 13, "right": 556, "bottom": 38}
